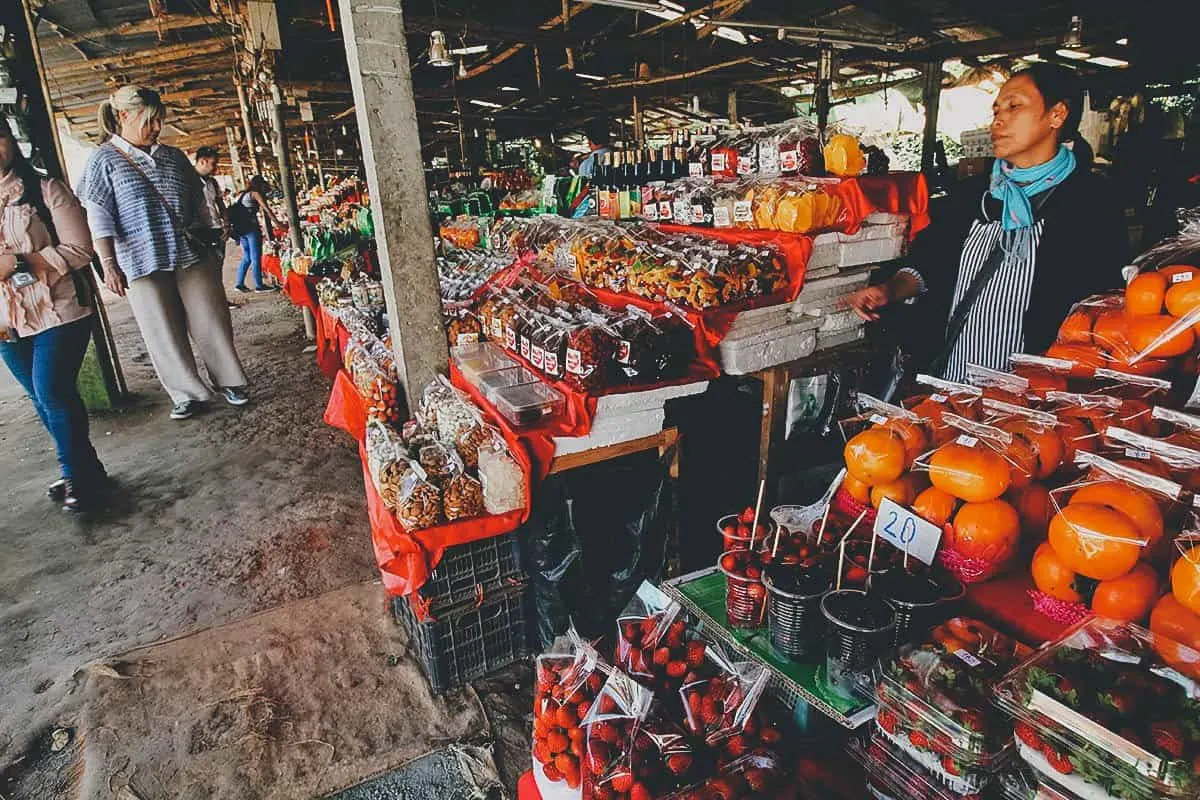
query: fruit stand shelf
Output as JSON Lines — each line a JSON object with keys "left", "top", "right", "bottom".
{"left": 663, "top": 567, "right": 876, "bottom": 730}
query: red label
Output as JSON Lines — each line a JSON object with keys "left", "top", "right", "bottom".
{"left": 531, "top": 345, "right": 545, "bottom": 370}
{"left": 566, "top": 348, "right": 583, "bottom": 374}
{"left": 710, "top": 152, "right": 726, "bottom": 173}
{"left": 779, "top": 149, "right": 798, "bottom": 173}
{"left": 658, "top": 201, "right": 672, "bottom": 219}
{"left": 520, "top": 337, "right": 531, "bottom": 360}
{"left": 504, "top": 327, "right": 516, "bottom": 350}
{"left": 544, "top": 351, "right": 559, "bottom": 375}
{"left": 617, "top": 339, "right": 632, "bottom": 364}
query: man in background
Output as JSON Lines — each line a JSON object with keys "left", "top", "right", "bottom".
{"left": 577, "top": 118, "right": 612, "bottom": 178}
{"left": 193, "top": 146, "right": 227, "bottom": 245}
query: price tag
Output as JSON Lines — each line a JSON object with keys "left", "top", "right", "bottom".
{"left": 733, "top": 200, "right": 753, "bottom": 223}
{"left": 688, "top": 162, "right": 704, "bottom": 178}
{"left": 955, "top": 435, "right": 979, "bottom": 447}
{"left": 954, "top": 649, "right": 982, "bottom": 667}
{"left": 642, "top": 204, "right": 659, "bottom": 221}
{"left": 873, "top": 498, "right": 943, "bottom": 566}
{"left": 1125, "top": 447, "right": 1152, "bottom": 460}
{"left": 713, "top": 206, "right": 731, "bottom": 228}
{"left": 711, "top": 153, "right": 726, "bottom": 173}
{"left": 1172, "top": 271, "right": 1195, "bottom": 284}
{"left": 868, "top": 414, "right": 889, "bottom": 426}
{"left": 930, "top": 393, "right": 948, "bottom": 403}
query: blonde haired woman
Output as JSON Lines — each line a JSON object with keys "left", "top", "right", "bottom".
{"left": 76, "top": 86, "right": 249, "bottom": 420}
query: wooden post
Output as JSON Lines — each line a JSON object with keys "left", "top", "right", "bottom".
{"left": 727, "top": 89, "right": 737, "bottom": 124}
{"left": 920, "top": 60, "right": 944, "bottom": 176}
{"left": 226, "top": 125, "right": 245, "bottom": 186}
{"left": 235, "top": 78, "right": 259, "bottom": 177}
{"left": 270, "top": 82, "right": 304, "bottom": 253}
{"left": 338, "top": 0, "right": 448, "bottom": 402}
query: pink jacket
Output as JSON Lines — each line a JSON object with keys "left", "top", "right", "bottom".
{"left": 0, "top": 173, "right": 95, "bottom": 337}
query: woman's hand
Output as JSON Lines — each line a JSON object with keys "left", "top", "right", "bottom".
{"left": 843, "top": 285, "right": 892, "bottom": 321}
{"left": 103, "top": 262, "right": 127, "bottom": 297}
{"left": 0, "top": 254, "right": 16, "bottom": 281}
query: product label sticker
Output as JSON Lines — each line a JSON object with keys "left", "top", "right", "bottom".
{"left": 688, "top": 162, "right": 704, "bottom": 178}
{"left": 658, "top": 201, "right": 673, "bottom": 220}
{"left": 956, "top": 435, "right": 979, "bottom": 448}
{"left": 1029, "top": 691, "right": 1161, "bottom": 777}
{"left": 779, "top": 149, "right": 798, "bottom": 172}
{"left": 1172, "top": 271, "right": 1195, "bottom": 284}
{"left": 930, "top": 393, "right": 948, "bottom": 403}
{"left": 504, "top": 328, "right": 517, "bottom": 350}
{"left": 565, "top": 347, "right": 582, "bottom": 374}
{"left": 544, "top": 351, "right": 559, "bottom": 375}
{"left": 868, "top": 414, "right": 890, "bottom": 426}
{"left": 713, "top": 206, "right": 732, "bottom": 228}
{"left": 456, "top": 333, "right": 479, "bottom": 346}
{"left": 691, "top": 205, "right": 705, "bottom": 224}
{"left": 873, "top": 498, "right": 943, "bottom": 565}
{"left": 710, "top": 153, "right": 726, "bottom": 172}
{"left": 954, "top": 650, "right": 982, "bottom": 668}
{"left": 617, "top": 340, "right": 632, "bottom": 364}
{"left": 490, "top": 317, "right": 504, "bottom": 339}
{"left": 673, "top": 201, "right": 690, "bottom": 224}
{"left": 642, "top": 204, "right": 659, "bottom": 221}
{"left": 736, "top": 157, "right": 755, "bottom": 176}
{"left": 1125, "top": 447, "right": 1152, "bottom": 460}
{"left": 530, "top": 345, "right": 545, "bottom": 370}
{"left": 0, "top": 89, "right": 17, "bottom": 104}
{"left": 733, "top": 200, "right": 753, "bottom": 223}
{"left": 758, "top": 147, "right": 780, "bottom": 174}
{"left": 520, "top": 338, "right": 531, "bottom": 360}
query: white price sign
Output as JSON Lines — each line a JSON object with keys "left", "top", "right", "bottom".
{"left": 873, "top": 498, "right": 943, "bottom": 565}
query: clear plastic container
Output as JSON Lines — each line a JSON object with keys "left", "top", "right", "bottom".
{"left": 453, "top": 342, "right": 517, "bottom": 385}
{"left": 869, "top": 618, "right": 1029, "bottom": 792}
{"left": 993, "top": 617, "right": 1200, "bottom": 800}
{"left": 849, "top": 730, "right": 987, "bottom": 800}
{"left": 477, "top": 366, "right": 541, "bottom": 405}
{"left": 491, "top": 381, "right": 566, "bottom": 428}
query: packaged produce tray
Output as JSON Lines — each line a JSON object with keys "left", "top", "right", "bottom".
{"left": 663, "top": 567, "right": 875, "bottom": 730}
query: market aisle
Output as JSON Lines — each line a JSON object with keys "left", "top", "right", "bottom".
{"left": 0, "top": 247, "right": 381, "bottom": 792}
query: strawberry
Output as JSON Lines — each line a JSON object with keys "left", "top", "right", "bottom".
{"left": 744, "top": 767, "right": 771, "bottom": 792}
{"left": 591, "top": 786, "right": 614, "bottom": 800}
{"left": 908, "top": 730, "right": 930, "bottom": 750}
{"left": 598, "top": 694, "right": 619, "bottom": 714}
{"left": 701, "top": 694, "right": 721, "bottom": 725}
{"left": 554, "top": 753, "right": 577, "bottom": 776}
{"left": 620, "top": 621, "right": 640, "bottom": 644}
{"left": 758, "top": 724, "right": 782, "bottom": 746}
{"left": 940, "top": 756, "right": 961, "bottom": 776}
{"left": 587, "top": 673, "right": 605, "bottom": 694}
{"left": 546, "top": 730, "right": 569, "bottom": 754}
{"left": 666, "top": 753, "right": 693, "bottom": 775}
{"left": 931, "top": 733, "right": 953, "bottom": 756}
{"left": 724, "top": 734, "right": 750, "bottom": 757}
{"left": 556, "top": 706, "right": 578, "bottom": 729}
{"left": 665, "top": 620, "right": 686, "bottom": 648}
{"left": 587, "top": 741, "right": 612, "bottom": 773}
{"left": 639, "top": 616, "right": 660, "bottom": 640}
{"left": 1014, "top": 722, "right": 1042, "bottom": 751}
{"left": 739, "top": 507, "right": 755, "bottom": 524}
{"left": 685, "top": 640, "right": 706, "bottom": 668}
{"left": 666, "top": 660, "right": 688, "bottom": 678}
{"left": 576, "top": 700, "right": 592, "bottom": 721}
{"left": 533, "top": 740, "right": 551, "bottom": 765}
{"left": 593, "top": 721, "right": 622, "bottom": 745}
{"left": 609, "top": 772, "right": 633, "bottom": 793}
{"left": 876, "top": 707, "right": 899, "bottom": 735}
{"left": 629, "top": 783, "right": 653, "bottom": 800}
{"left": 562, "top": 761, "right": 581, "bottom": 789}
{"left": 1151, "top": 721, "right": 1186, "bottom": 759}
{"left": 652, "top": 647, "right": 671, "bottom": 666}
{"left": 1043, "top": 747, "right": 1074, "bottom": 775}
{"left": 542, "top": 764, "right": 562, "bottom": 783}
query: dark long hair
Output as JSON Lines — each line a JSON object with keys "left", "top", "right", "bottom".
{"left": 0, "top": 118, "right": 49, "bottom": 216}
{"left": 1017, "top": 64, "right": 1093, "bottom": 168}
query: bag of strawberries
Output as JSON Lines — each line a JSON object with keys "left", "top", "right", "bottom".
{"left": 534, "top": 628, "right": 613, "bottom": 793}
{"left": 660, "top": 752, "right": 786, "bottom": 800}
{"left": 615, "top": 582, "right": 704, "bottom": 693}
{"left": 679, "top": 641, "right": 770, "bottom": 747}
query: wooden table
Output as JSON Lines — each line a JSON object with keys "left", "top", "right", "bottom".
{"left": 753, "top": 339, "right": 876, "bottom": 489}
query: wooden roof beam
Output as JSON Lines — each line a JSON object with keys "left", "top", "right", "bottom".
{"left": 45, "top": 13, "right": 227, "bottom": 45}
{"left": 46, "top": 38, "right": 231, "bottom": 78}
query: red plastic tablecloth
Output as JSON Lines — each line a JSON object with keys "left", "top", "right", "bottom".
{"left": 262, "top": 254, "right": 282, "bottom": 284}
{"left": 316, "top": 305, "right": 345, "bottom": 379}
{"left": 964, "top": 572, "right": 1067, "bottom": 647}
{"left": 517, "top": 772, "right": 541, "bottom": 800}
{"left": 324, "top": 369, "right": 368, "bottom": 442}
{"left": 856, "top": 172, "right": 931, "bottom": 239}
{"left": 283, "top": 271, "right": 341, "bottom": 379}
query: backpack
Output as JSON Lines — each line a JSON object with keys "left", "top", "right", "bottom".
{"left": 225, "top": 192, "right": 258, "bottom": 237}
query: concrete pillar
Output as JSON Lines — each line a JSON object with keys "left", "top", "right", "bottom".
{"left": 338, "top": 0, "right": 448, "bottom": 403}
{"left": 920, "top": 60, "right": 944, "bottom": 176}
{"left": 226, "top": 126, "right": 245, "bottom": 186}
{"left": 270, "top": 82, "right": 304, "bottom": 253}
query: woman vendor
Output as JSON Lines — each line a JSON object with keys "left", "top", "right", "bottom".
{"left": 846, "top": 65, "right": 1129, "bottom": 381}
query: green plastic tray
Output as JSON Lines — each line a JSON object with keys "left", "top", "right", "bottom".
{"left": 663, "top": 567, "right": 875, "bottom": 730}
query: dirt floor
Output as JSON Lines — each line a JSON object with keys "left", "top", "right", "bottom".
{"left": 0, "top": 247, "right": 531, "bottom": 798}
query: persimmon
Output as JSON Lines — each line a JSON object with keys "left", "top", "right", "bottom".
{"left": 870, "top": 474, "right": 924, "bottom": 509}
{"left": 1150, "top": 593, "right": 1200, "bottom": 652}
{"left": 1113, "top": 458, "right": 1171, "bottom": 479}
{"left": 843, "top": 428, "right": 906, "bottom": 486}
{"left": 1126, "top": 314, "right": 1194, "bottom": 358}
{"left": 1116, "top": 398, "right": 1153, "bottom": 435}
{"left": 1091, "top": 563, "right": 1159, "bottom": 622}
{"left": 841, "top": 473, "right": 871, "bottom": 504}
{"left": 1091, "top": 311, "right": 1133, "bottom": 355}
{"left": 998, "top": 420, "right": 1064, "bottom": 479}
{"left": 928, "top": 442, "right": 1012, "bottom": 502}
{"left": 1008, "top": 483, "right": 1053, "bottom": 537}
{"left": 1165, "top": 279, "right": 1200, "bottom": 319}
{"left": 1126, "top": 272, "right": 1168, "bottom": 316}
{"left": 1056, "top": 416, "right": 1097, "bottom": 464}
{"left": 981, "top": 386, "right": 1029, "bottom": 407}
{"left": 912, "top": 486, "right": 960, "bottom": 528}
{"left": 1004, "top": 435, "right": 1039, "bottom": 489}
{"left": 1159, "top": 265, "right": 1200, "bottom": 283}
{"left": 947, "top": 499, "right": 1021, "bottom": 565}
{"left": 1171, "top": 547, "right": 1200, "bottom": 616}
{"left": 881, "top": 418, "right": 929, "bottom": 469}
{"left": 1031, "top": 542, "right": 1083, "bottom": 603}
{"left": 1047, "top": 503, "right": 1144, "bottom": 581}
{"left": 1104, "top": 354, "right": 1171, "bottom": 376}
{"left": 1057, "top": 310, "right": 1095, "bottom": 344}
{"left": 1024, "top": 372, "right": 1068, "bottom": 397}
{"left": 1069, "top": 480, "right": 1164, "bottom": 551}
{"left": 1043, "top": 343, "right": 1105, "bottom": 377}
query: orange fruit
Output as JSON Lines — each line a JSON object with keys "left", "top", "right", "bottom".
{"left": 928, "top": 443, "right": 1012, "bottom": 502}
{"left": 1160, "top": 265, "right": 1200, "bottom": 283}
{"left": 1031, "top": 542, "right": 1083, "bottom": 602}
{"left": 1105, "top": 354, "right": 1171, "bottom": 376}
{"left": 841, "top": 473, "right": 871, "bottom": 504}
{"left": 1150, "top": 593, "right": 1200, "bottom": 652}
{"left": 844, "top": 428, "right": 907, "bottom": 486}
{"left": 1126, "top": 272, "right": 1168, "bottom": 316}
{"left": 912, "top": 486, "right": 960, "bottom": 528}
{"left": 1057, "top": 310, "right": 1094, "bottom": 344}
{"left": 870, "top": 474, "right": 924, "bottom": 509}
{"left": 1004, "top": 435, "right": 1040, "bottom": 489}
{"left": 1043, "top": 343, "right": 1105, "bottom": 377}
{"left": 1171, "top": 548, "right": 1200, "bottom": 616}
{"left": 1023, "top": 371, "right": 1068, "bottom": 398}
{"left": 1113, "top": 458, "right": 1171, "bottom": 479}
{"left": 1056, "top": 416, "right": 1098, "bottom": 464}
{"left": 1008, "top": 483, "right": 1054, "bottom": 537}
{"left": 1091, "top": 311, "right": 1133, "bottom": 354}
{"left": 1117, "top": 399, "right": 1153, "bottom": 435}
{"left": 947, "top": 499, "right": 1021, "bottom": 564}
{"left": 881, "top": 419, "right": 929, "bottom": 469}
{"left": 1091, "top": 563, "right": 1159, "bottom": 622}
{"left": 1165, "top": 279, "right": 1200, "bottom": 319}
{"left": 1047, "top": 503, "right": 1144, "bottom": 581}
{"left": 1126, "top": 314, "right": 1195, "bottom": 358}
{"left": 1069, "top": 480, "right": 1164, "bottom": 552}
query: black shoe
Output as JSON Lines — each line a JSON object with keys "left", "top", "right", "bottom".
{"left": 234, "top": 285, "right": 250, "bottom": 294}
{"left": 48, "top": 478, "right": 67, "bottom": 501}
{"left": 62, "top": 480, "right": 90, "bottom": 513}
{"left": 170, "top": 400, "right": 200, "bottom": 420}
{"left": 253, "top": 285, "right": 279, "bottom": 293}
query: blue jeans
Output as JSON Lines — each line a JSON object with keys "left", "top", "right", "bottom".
{"left": 0, "top": 316, "right": 103, "bottom": 481}
{"left": 236, "top": 230, "right": 263, "bottom": 289}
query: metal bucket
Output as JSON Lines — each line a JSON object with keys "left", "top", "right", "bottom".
{"left": 874, "top": 569, "right": 965, "bottom": 647}
{"left": 763, "top": 564, "right": 831, "bottom": 661}
{"left": 820, "top": 589, "right": 896, "bottom": 701}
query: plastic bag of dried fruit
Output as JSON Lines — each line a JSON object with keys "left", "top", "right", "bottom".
{"left": 580, "top": 670, "right": 654, "bottom": 800}
{"left": 534, "top": 628, "right": 612, "bottom": 792}
{"left": 901, "top": 375, "right": 984, "bottom": 447}
{"left": 679, "top": 641, "right": 769, "bottom": 746}
{"left": 1046, "top": 452, "right": 1182, "bottom": 598}
{"left": 661, "top": 751, "right": 785, "bottom": 800}
{"left": 614, "top": 581, "right": 692, "bottom": 692}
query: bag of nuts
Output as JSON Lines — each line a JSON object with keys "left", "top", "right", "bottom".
{"left": 365, "top": 419, "right": 414, "bottom": 510}
{"left": 396, "top": 466, "right": 445, "bottom": 530}
{"left": 455, "top": 416, "right": 496, "bottom": 471}
{"left": 443, "top": 472, "right": 485, "bottom": 521}
{"left": 418, "top": 442, "right": 461, "bottom": 486}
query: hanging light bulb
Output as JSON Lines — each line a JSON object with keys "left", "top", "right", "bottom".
{"left": 817, "top": 46, "right": 834, "bottom": 83}
{"left": 458, "top": 59, "right": 468, "bottom": 79}
{"left": 429, "top": 31, "right": 453, "bottom": 68}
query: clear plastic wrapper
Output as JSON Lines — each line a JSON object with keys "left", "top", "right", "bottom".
{"left": 365, "top": 419, "right": 414, "bottom": 510}
{"left": 982, "top": 400, "right": 1066, "bottom": 481}
{"left": 1101, "top": 425, "right": 1200, "bottom": 494}
{"left": 1153, "top": 406, "right": 1200, "bottom": 450}
{"left": 615, "top": 581, "right": 688, "bottom": 691}
{"left": 824, "top": 133, "right": 866, "bottom": 177}
{"left": 679, "top": 643, "right": 768, "bottom": 746}
{"left": 993, "top": 617, "right": 1200, "bottom": 800}
{"left": 580, "top": 670, "right": 654, "bottom": 800}
{"left": 534, "top": 629, "right": 612, "bottom": 790}
{"left": 660, "top": 752, "right": 785, "bottom": 800}
{"left": 1046, "top": 393, "right": 1155, "bottom": 468}
{"left": 476, "top": 431, "right": 526, "bottom": 514}
{"left": 1009, "top": 353, "right": 1074, "bottom": 399}
{"left": 395, "top": 466, "right": 444, "bottom": 530}
{"left": 903, "top": 375, "right": 985, "bottom": 447}
{"left": 965, "top": 364, "right": 1032, "bottom": 407}
{"left": 443, "top": 472, "right": 484, "bottom": 521}
{"left": 1085, "top": 369, "right": 1173, "bottom": 405}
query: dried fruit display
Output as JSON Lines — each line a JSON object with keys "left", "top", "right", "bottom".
{"left": 443, "top": 473, "right": 484, "bottom": 521}
{"left": 395, "top": 469, "right": 444, "bottom": 530}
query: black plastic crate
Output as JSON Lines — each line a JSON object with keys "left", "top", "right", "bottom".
{"left": 416, "top": 532, "right": 523, "bottom": 614}
{"left": 395, "top": 582, "right": 532, "bottom": 694}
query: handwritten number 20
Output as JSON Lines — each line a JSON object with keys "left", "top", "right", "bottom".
{"left": 883, "top": 511, "right": 917, "bottom": 545}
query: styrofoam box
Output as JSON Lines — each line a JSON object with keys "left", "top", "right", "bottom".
{"left": 719, "top": 323, "right": 817, "bottom": 375}
{"left": 592, "top": 380, "right": 709, "bottom": 417}
{"left": 808, "top": 232, "right": 842, "bottom": 271}
{"left": 864, "top": 211, "right": 909, "bottom": 226}
{"left": 836, "top": 234, "right": 903, "bottom": 268}
{"left": 815, "top": 325, "right": 865, "bottom": 352}
{"left": 552, "top": 408, "right": 666, "bottom": 456}
{"left": 725, "top": 303, "right": 794, "bottom": 338}
{"left": 790, "top": 267, "right": 873, "bottom": 315}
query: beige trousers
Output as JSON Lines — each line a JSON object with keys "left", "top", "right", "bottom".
{"left": 125, "top": 259, "right": 247, "bottom": 403}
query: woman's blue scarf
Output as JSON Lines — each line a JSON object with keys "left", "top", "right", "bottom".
{"left": 989, "top": 144, "right": 1076, "bottom": 231}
